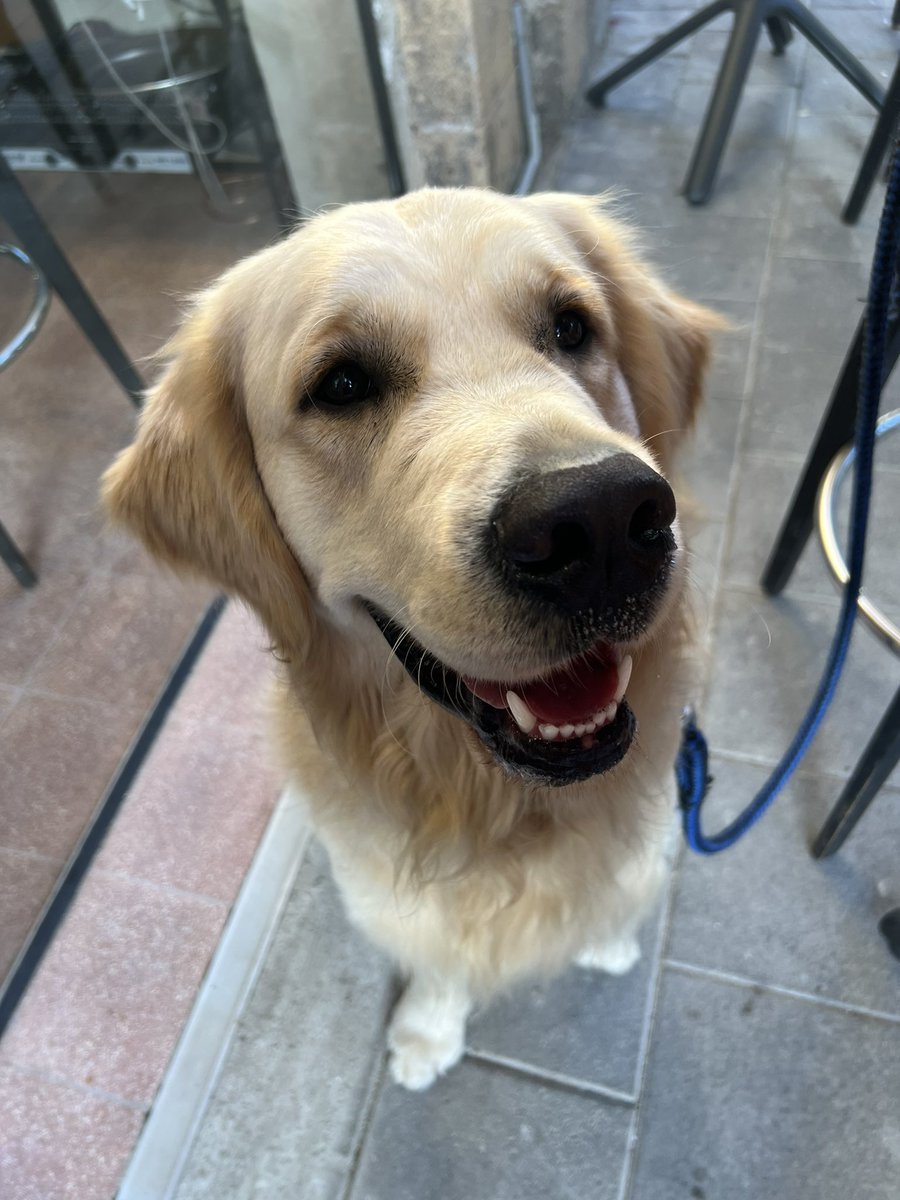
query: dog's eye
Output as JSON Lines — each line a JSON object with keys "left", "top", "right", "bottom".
{"left": 554, "top": 310, "right": 589, "bottom": 350}
{"left": 315, "top": 362, "right": 375, "bottom": 408}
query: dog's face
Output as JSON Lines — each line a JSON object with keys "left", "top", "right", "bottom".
{"left": 104, "top": 189, "right": 718, "bottom": 788}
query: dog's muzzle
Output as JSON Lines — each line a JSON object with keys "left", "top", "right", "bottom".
{"left": 366, "top": 453, "right": 677, "bottom": 786}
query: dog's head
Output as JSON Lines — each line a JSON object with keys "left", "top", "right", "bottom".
{"left": 104, "top": 189, "right": 720, "bottom": 788}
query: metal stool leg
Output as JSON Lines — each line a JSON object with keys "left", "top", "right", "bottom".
{"left": 781, "top": 0, "right": 884, "bottom": 108}
{"left": 0, "top": 520, "right": 37, "bottom": 588}
{"left": 812, "top": 685, "right": 900, "bottom": 857}
{"left": 762, "top": 316, "right": 900, "bottom": 594}
{"left": 0, "top": 156, "right": 143, "bottom": 406}
{"left": 843, "top": 59, "right": 900, "bottom": 225}
{"left": 683, "top": 0, "right": 767, "bottom": 205}
{"left": 586, "top": 0, "right": 733, "bottom": 106}
{"left": 765, "top": 13, "right": 793, "bottom": 54}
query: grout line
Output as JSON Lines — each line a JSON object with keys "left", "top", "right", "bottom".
{"left": 0, "top": 845, "right": 60, "bottom": 867}
{"left": 615, "top": 861, "right": 679, "bottom": 1200}
{"left": 339, "top": 1051, "right": 391, "bottom": 1200}
{"left": 116, "top": 787, "right": 311, "bottom": 1200}
{"left": 463, "top": 1047, "right": 636, "bottom": 1107}
{"left": 665, "top": 959, "right": 900, "bottom": 1026}
{"left": 87, "top": 866, "right": 231, "bottom": 911}
{"left": 2, "top": 1060, "right": 148, "bottom": 1112}
{"left": 706, "top": 744, "right": 900, "bottom": 793}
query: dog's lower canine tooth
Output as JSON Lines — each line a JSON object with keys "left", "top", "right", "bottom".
{"left": 614, "top": 655, "right": 633, "bottom": 703}
{"left": 506, "top": 690, "right": 536, "bottom": 734}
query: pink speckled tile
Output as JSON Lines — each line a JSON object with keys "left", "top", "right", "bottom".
{"left": 0, "top": 1062, "right": 143, "bottom": 1200}
{"left": 0, "top": 692, "right": 140, "bottom": 860}
{"left": 0, "top": 684, "right": 20, "bottom": 726}
{"left": 0, "top": 565, "right": 88, "bottom": 687}
{"left": 0, "top": 851, "right": 61, "bottom": 982}
{"left": 96, "top": 715, "right": 280, "bottom": 901}
{"left": 28, "top": 570, "right": 213, "bottom": 714}
{"left": 175, "top": 599, "right": 277, "bottom": 731}
{"left": 0, "top": 870, "right": 227, "bottom": 1104}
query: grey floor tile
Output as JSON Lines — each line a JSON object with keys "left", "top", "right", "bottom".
{"left": 668, "top": 756, "right": 900, "bottom": 1012}
{"left": 760, "top": 256, "right": 868, "bottom": 354}
{"left": 174, "top": 842, "right": 393, "bottom": 1200}
{"left": 774, "top": 174, "right": 879, "bottom": 261}
{"left": 676, "top": 388, "right": 743, "bottom": 519}
{"left": 467, "top": 902, "right": 663, "bottom": 1096}
{"left": 682, "top": 517, "right": 727, "bottom": 634}
{"left": 628, "top": 968, "right": 900, "bottom": 1200}
{"left": 600, "top": 7, "right": 693, "bottom": 63}
{"left": 792, "top": 112, "right": 877, "bottom": 181}
{"left": 649, "top": 215, "right": 773, "bottom": 303}
{"left": 675, "top": 80, "right": 796, "bottom": 142}
{"left": 744, "top": 343, "right": 849, "bottom": 455}
{"left": 704, "top": 587, "right": 900, "bottom": 786}
{"left": 723, "top": 452, "right": 900, "bottom": 615}
{"left": 799, "top": 55, "right": 889, "bottom": 115}
{"left": 700, "top": 298, "right": 756, "bottom": 401}
{"left": 683, "top": 27, "right": 807, "bottom": 86}
{"left": 350, "top": 1058, "right": 632, "bottom": 1200}
{"left": 803, "top": 7, "right": 900, "bottom": 60}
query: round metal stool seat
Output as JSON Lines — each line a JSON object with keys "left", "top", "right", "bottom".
{"left": 816, "top": 407, "right": 900, "bottom": 656}
{"left": 0, "top": 243, "right": 50, "bottom": 371}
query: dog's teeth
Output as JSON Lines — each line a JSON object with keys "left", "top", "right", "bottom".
{"left": 584, "top": 721, "right": 596, "bottom": 733}
{"left": 506, "top": 690, "right": 536, "bottom": 734}
{"left": 614, "top": 655, "right": 633, "bottom": 703}
{"left": 539, "top": 723, "right": 559, "bottom": 741}
{"left": 560, "top": 724, "right": 575, "bottom": 738}
{"left": 591, "top": 710, "right": 605, "bottom": 727}
{"left": 605, "top": 701, "right": 618, "bottom": 723}
{"left": 573, "top": 723, "right": 586, "bottom": 736}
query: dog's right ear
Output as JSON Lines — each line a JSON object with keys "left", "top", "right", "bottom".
{"left": 102, "top": 283, "right": 311, "bottom": 656}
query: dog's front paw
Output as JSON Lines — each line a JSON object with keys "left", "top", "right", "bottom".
{"left": 576, "top": 936, "right": 641, "bottom": 976}
{"left": 388, "top": 1026, "right": 465, "bottom": 1091}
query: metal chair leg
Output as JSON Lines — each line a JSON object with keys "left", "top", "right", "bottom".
{"left": 765, "top": 14, "right": 792, "bottom": 54}
{"left": 812, "top": 686, "right": 900, "bottom": 858}
{"left": 843, "top": 59, "right": 900, "bottom": 225}
{"left": 586, "top": 0, "right": 733, "bottom": 106}
{"left": 0, "top": 520, "right": 37, "bottom": 588}
{"left": 780, "top": 0, "right": 883, "bottom": 108}
{"left": 683, "top": 0, "right": 766, "bottom": 204}
{"left": 762, "top": 316, "right": 900, "bottom": 595}
{"left": 0, "top": 155, "right": 143, "bottom": 406}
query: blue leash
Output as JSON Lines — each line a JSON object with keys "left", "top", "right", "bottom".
{"left": 677, "top": 144, "right": 900, "bottom": 855}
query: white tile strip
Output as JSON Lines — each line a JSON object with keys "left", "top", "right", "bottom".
{"left": 117, "top": 786, "right": 310, "bottom": 1200}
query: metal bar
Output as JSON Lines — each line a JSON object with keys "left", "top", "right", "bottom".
{"left": 354, "top": 0, "right": 406, "bottom": 198}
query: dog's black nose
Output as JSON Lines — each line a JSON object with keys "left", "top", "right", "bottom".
{"left": 491, "top": 454, "right": 677, "bottom": 617}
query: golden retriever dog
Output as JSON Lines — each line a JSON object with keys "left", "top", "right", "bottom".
{"left": 103, "top": 188, "right": 719, "bottom": 1091}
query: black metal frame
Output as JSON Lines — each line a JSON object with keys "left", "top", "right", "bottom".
{"left": 843, "top": 56, "right": 900, "bottom": 226}
{"left": 762, "top": 309, "right": 900, "bottom": 858}
{"left": 586, "top": 0, "right": 884, "bottom": 206}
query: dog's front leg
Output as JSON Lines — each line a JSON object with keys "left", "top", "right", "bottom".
{"left": 387, "top": 972, "right": 471, "bottom": 1091}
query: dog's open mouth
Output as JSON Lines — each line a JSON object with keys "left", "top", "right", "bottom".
{"left": 367, "top": 606, "right": 636, "bottom": 786}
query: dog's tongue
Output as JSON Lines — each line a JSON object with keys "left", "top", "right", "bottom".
{"left": 466, "top": 644, "right": 620, "bottom": 724}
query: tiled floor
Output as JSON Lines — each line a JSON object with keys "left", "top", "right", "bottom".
{"left": 0, "top": 168, "right": 275, "bottom": 987}
{"left": 5, "top": 2, "right": 900, "bottom": 1197}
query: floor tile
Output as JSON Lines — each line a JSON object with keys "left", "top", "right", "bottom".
{"left": 744, "top": 343, "right": 849, "bottom": 455}
{"left": 723, "top": 451, "right": 900, "bottom": 615}
{"left": 700, "top": 298, "right": 756, "bottom": 402}
{"left": 676, "top": 388, "right": 743, "bottom": 519}
{"left": 0, "top": 1062, "right": 144, "bottom": 1200}
{"left": 0, "top": 851, "right": 61, "bottom": 983}
{"left": 760, "top": 256, "right": 868, "bottom": 354}
{"left": 792, "top": 112, "right": 878, "bottom": 181}
{"left": 629, "top": 967, "right": 900, "bottom": 1200}
{"left": 703, "top": 587, "right": 900, "bottom": 785}
{"left": 0, "top": 566, "right": 88, "bottom": 688}
{"left": 0, "top": 692, "right": 140, "bottom": 860}
{"left": 28, "top": 571, "right": 214, "bottom": 715}
{"left": 95, "top": 715, "right": 279, "bottom": 902}
{"left": 173, "top": 841, "right": 393, "bottom": 1200}
{"left": 648, "top": 215, "right": 773, "bottom": 303}
{"left": 173, "top": 600, "right": 276, "bottom": 731}
{"left": 800, "top": 53, "right": 889, "bottom": 115}
{"left": 774, "top": 172, "right": 879, "bottom": 261}
{"left": 1, "top": 871, "right": 227, "bottom": 1105}
{"left": 668, "top": 756, "right": 900, "bottom": 1012}
{"left": 351, "top": 1058, "right": 632, "bottom": 1200}
{"left": 468, "top": 902, "right": 663, "bottom": 1096}
{"left": 682, "top": 26, "right": 806, "bottom": 86}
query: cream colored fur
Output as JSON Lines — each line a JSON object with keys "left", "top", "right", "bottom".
{"left": 103, "top": 189, "right": 721, "bottom": 1090}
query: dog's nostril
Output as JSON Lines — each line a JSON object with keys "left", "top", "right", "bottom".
{"left": 510, "top": 520, "right": 592, "bottom": 578}
{"left": 628, "top": 497, "right": 672, "bottom": 548}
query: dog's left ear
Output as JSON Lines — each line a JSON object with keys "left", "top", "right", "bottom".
{"left": 524, "top": 192, "right": 727, "bottom": 468}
